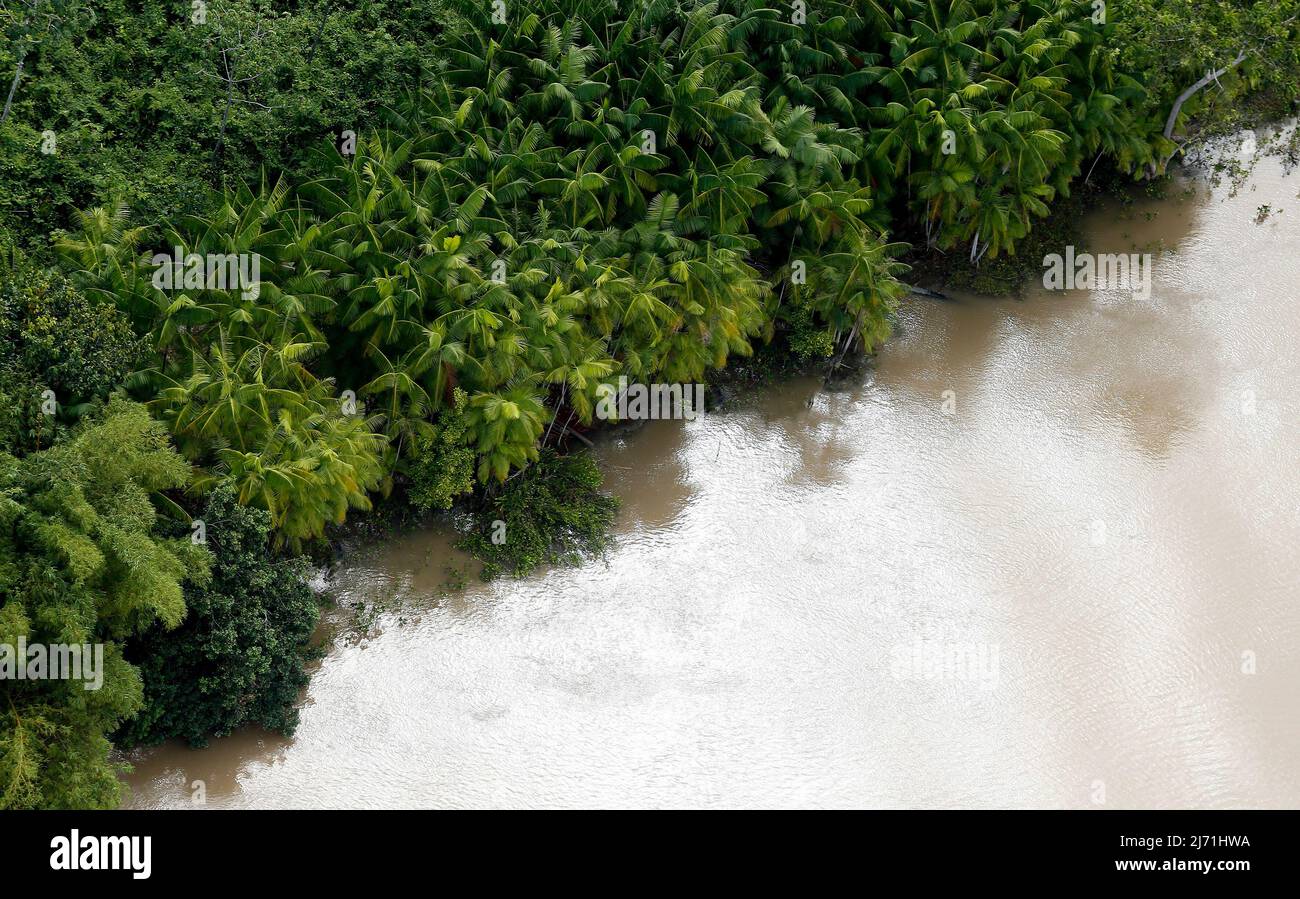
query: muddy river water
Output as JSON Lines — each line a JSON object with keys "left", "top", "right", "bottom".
{"left": 124, "top": 144, "right": 1299, "bottom": 809}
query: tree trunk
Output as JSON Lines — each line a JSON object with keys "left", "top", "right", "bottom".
{"left": 1084, "top": 151, "right": 1103, "bottom": 185}
{"left": 0, "top": 3, "right": 37, "bottom": 130}
{"left": 215, "top": 73, "right": 234, "bottom": 161}
{"left": 307, "top": 2, "right": 331, "bottom": 64}
{"left": 829, "top": 317, "right": 861, "bottom": 373}
{"left": 562, "top": 425, "right": 595, "bottom": 449}
{"left": 544, "top": 383, "right": 566, "bottom": 444}
{"left": 1, "top": 52, "right": 28, "bottom": 128}
{"left": 906, "top": 284, "right": 952, "bottom": 301}
{"left": 1162, "top": 50, "right": 1249, "bottom": 142}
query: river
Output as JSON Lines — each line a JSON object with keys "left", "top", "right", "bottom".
{"left": 123, "top": 136, "right": 1300, "bottom": 809}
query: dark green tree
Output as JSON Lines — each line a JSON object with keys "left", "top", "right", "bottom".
{"left": 0, "top": 264, "right": 144, "bottom": 401}
{"left": 118, "top": 486, "right": 319, "bottom": 748}
{"left": 0, "top": 262, "right": 144, "bottom": 454}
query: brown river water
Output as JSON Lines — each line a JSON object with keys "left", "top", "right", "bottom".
{"left": 123, "top": 140, "right": 1299, "bottom": 809}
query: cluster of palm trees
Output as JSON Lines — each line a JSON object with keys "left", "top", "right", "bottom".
{"left": 58, "top": 0, "right": 1163, "bottom": 543}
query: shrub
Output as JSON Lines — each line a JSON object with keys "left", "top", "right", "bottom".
{"left": 119, "top": 487, "right": 319, "bottom": 748}
{"left": 459, "top": 450, "right": 618, "bottom": 580}
{"left": 408, "top": 387, "right": 476, "bottom": 513}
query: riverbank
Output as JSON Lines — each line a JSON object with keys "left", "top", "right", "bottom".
{"left": 123, "top": 142, "right": 1300, "bottom": 808}
{"left": 120, "top": 114, "right": 1300, "bottom": 796}
{"left": 308, "top": 160, "right": 1184, "bottom": 581}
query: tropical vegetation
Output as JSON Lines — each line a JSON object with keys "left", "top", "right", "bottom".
{"left": 0, "top": 0, "right": 1295, "bottom": 808}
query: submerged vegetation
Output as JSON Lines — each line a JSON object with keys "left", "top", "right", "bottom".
{"left": 1, "top": 0, "right": 1296, "bottom": 808}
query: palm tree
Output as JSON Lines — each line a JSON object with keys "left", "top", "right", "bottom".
{"left": 58, "top": 0, "right": 1170, "bottom": 544}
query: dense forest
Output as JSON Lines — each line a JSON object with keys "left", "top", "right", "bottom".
{"left": 0, "top": 0, "right": 1296, "bottom": 809}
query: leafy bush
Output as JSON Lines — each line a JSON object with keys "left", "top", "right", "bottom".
{"left": 786, "top": 299, "right": 836, "bottom": 361}
{"left": 154, "top": 332, "right": 388, "bottom": 547}
{"left": 119, "top": 486, "right": 319, "bottom": 748}
{"left": 0, "top": 260, "right": 144, "bottom": 454}
{"left": 459, "top": 450, "right": 618, "bottom": 579}
{"left": 408, "top": 387, "right": 476, "bottom": 512}
{"left": 0, "top": 265, "right": 145, "bottom": 402}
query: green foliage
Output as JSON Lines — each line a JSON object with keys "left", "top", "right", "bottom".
{"left": 3, "top": 0, "right": 1298, "bottom": 808}
{"left": 118, "top": 486, "right": 318, "bottom": 748}
{"left": 786, "top": 298, "right": 836, "bottom": 361}
{"left": 153, "top": 328, "right": 388, "bottom": 548}
{"left": 409, "top": 387, "right": 476, "bottom": 512}
{"left": 459, "top": 450, "right": 618, "bottom": 580}
{"left": 0, "top": 264, "right": 145, "bottom": 403}
{"left": 0, "top": 397, "right": 208, "bottom": 809}
{"left": 1111, "top": 0, "right": 1300, "bottom": 142}
{"left": 48, "top": 0, "right": 1298, "bottom": 550}
{"left": 0, "top": 260, "right": 144, "bottom": 454}
{"left": 0, "top": 367, "right": 53, "bottom": 455}
{"left": 0, "top": 0, "right": 464, "bottom": 250}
